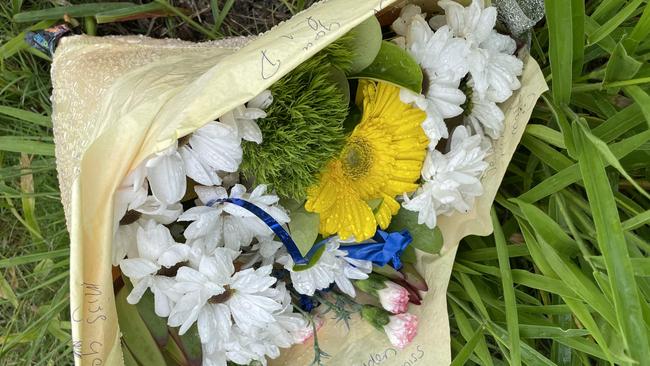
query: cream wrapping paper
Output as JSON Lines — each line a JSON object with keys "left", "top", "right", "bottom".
{"left": 50, "top": 0, "right": 547, "bottom": 364}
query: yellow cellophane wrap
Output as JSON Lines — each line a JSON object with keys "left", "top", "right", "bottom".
{"left": 50, "top": 0, "right": 547, "bottom": 364}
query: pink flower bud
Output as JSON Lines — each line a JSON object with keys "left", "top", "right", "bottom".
{"left": 383, "top": 313, "right": 418, "bottom": 349}
{"left": 377, "top": 281, "right": 410, "bottom": 314}
{"left": 296, "top": 316, "right": 324, "bottom": 344}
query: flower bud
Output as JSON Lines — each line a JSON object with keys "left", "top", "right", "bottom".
{"left": 377, "top": 281, "right": 410, "bottom": 314}
{"left": 383, "top": 313, "right": 418, "bottom": 349}
{"left": 360, "top": 305, "right": 391, "bottom": 331}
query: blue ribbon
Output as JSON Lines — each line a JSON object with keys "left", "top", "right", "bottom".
{"left": 207, "top": 198, "right": 412, "bottom": 269}
{"left": 342, "top": 229, "right": 412, "bottom": 270}
{"left": 207, "top": 197, "right": 308, "bottom": 265}
{"left": 305, "top": 229, "right": 411, "bottom": 270}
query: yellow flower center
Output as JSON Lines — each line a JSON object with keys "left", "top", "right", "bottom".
{"left": 341, "top": 136, "right": 373, "bottom": 180}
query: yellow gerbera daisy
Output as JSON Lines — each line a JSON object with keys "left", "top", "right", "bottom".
{"left": 305, "top": 81, "right": 428, "bottom": 241}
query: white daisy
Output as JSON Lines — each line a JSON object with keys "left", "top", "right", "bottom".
{"left": 135, "top": 196, "right": 183, "bottom": 225}
{"left": 260, "top": 282, "right": 311, "bottom": 348}
{"left": 438, "top": 0, "right": 496, "bottom": 45}
{"left": 112, "top": 221, "right": 140, "bottom": 266}
{"left": 179, "top": 121, "right": 243, "bottom": 186}
{"left": 478, "top": 49, "right": 523, "bottom": 103}
{"left": 464, "top": 80, "right": 506, "bottom": 139}
{"left": 113, "top": 163, "right": 147, "bottom": 230}
{"left": 167, "top": 248, "right": 238, "bottom": 336}
{"left": 398, "top": 16, "right": 470, "bottom": 147}
{"left": 438, "top": 0, "right": 522, "bottom": 101}
{"left": 223, "top": 326, "right": 281, "bottom": 365}
{"left": 403, "top": 126, "right": 489, "bottom": 228}
{"left": 278, "top": 240, "right": 372, "bottom": 297}
{"left": 220, "top": 90, "right": 273, "bottom": 144}
{"left": 239, "top": 237, "right": 285, "bottom": 269}
{"left": 112, "top": 194, "right": 183, "bottom": 265}
{"left": 179, "top": 91, "right": 270, "bottom": 187}
{"left": 145, "top": 141, "right": 186, "bottom": 205}
{"left": 179, "top": 184, "right": 289, "bottom": 252}
{"left": 119, "top": 220, "right": 190, "bottom": 316}
{"left": 169, "top": 251, "right": 282, "bottom": 340}
{"left": 391, "top": 4, "right": 425, "bottom": 37}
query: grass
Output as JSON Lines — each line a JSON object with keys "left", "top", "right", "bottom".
{"left": 0, "top": 0, "right": 649, "bottom": 365}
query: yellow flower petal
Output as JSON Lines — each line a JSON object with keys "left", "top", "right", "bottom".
{"left": 306, "top": 81, "right": 428, "bottom": 241}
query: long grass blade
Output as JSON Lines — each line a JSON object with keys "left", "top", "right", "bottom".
{"left": 574, "top": 123, "right": 650, "bottom": 365}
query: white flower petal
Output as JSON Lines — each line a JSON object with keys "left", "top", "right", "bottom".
{"left": 120, "top": 258, "right": 159, "bottom": 279}
{"left": 147, "top": 149, "right": 186, "bottom": 205}
{"left": 179, "top": 145, "right": 222, "bottom": 186}
{"left": 126, "top": 277, "right": 151, "bottom": 304}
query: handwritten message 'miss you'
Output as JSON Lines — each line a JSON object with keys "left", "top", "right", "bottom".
{"left": 354, "top": 344, "right": 425, "bottom": 366}
{"left": 72, "top": 282, "right": 107, "bottom": 366}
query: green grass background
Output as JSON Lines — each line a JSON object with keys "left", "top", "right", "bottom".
{"left": 1, "top": 0, "right": 649, "bottom": 365}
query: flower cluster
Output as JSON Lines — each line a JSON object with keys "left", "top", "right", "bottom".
{"left": 393, "top": 0, "right": 521, "bottom": 226}
{"left": 110, "top": 3, "right": 526, "bottom": 363}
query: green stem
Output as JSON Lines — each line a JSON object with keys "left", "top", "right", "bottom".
{"left": 154, "top": 0, "right": 217, "bottom": 39}
{"left": 84, "top": 16, "right": 96, "bottom": 36}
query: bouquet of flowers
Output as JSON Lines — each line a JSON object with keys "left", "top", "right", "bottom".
{"left": 51, "top": 1, "right": 546, "bottom": 365}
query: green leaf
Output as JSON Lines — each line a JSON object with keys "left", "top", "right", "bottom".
{"left": 514, "top": 200, "right": 580, "bottom": 257}
{"left": 623, "top": 85, "right": 650, "bottom": 128}
{"left": 0, "top": 274, "right": 18, "bottom": 308}
{"left": 450, "top": 324, "right": 486, "bottom": 366}
{"left": 593, "top": 103, "right": 645, "bottom": 142}
{"left": 570, "top": 0, "right": 585, "bottom": 77}
{"left": 519, "top": 129, "right": 650, "bottom": 203}
{"left": 542, "top": 95, "right": 576, "bottom": 158}
{"left": 0, "top": 136, "right": 54, "bottom": 156}
{"left": 590, "top": 257, "right": 650, "bottom": 277}
{"left": 545, "top": 0, "right": 573, "bottom": 105}
{"left": 293, "top": 245, "right": 326, "bottom": 271}
{"left": 349, "top": 41, "right": 423, "bottom": 93}
{"left": 450, "top": 300, "right": 493, "bottom": 366}
{"left": 588, "top": 0, "right": 644, "bottom": 45}
{"left": 491, "top": 209, "right": 521, "bottom": 366}
{"left": 95, "top": 3, "right": 173, "bottom": 24}
{"left": 0, "top": 106, "right": 50, "bottom": 127}
{"left": 520, "top": 135, "right": 573, "bottom": 172}
{"left": 507, "top": 324, "right": 590, "bottom": 339}
{"left": 604, "top": 42, "right": 642, "bottom": 83}
{"left": 574, "top": 123, "right": 650, "bottom": 365}
{"left": 457, "top": 244, "right": 529, "bottom": 262}
{"left": 133, "top": 286, "right": 169, "bottom": 346}
{"left": 175, "top": 325, "right": 202, "bottom": 364}
{"left": 0, "top": 249, "right": 67, "bottom": 269}
{"left": 345, "top": 15, "right": 382, "bottom": 75}
{"left": 524, "top": 124, "right": 566, "bottom": 149}
{"left": 623, "top": 2, "right": 650, "bottom": 53}
{"left": 115, "top": 284, "right": 166, "bottom": 366}
{"left": 401, "top": 245, "right": 417, "bottom": 264}
{"left": 13, "top": 2, "right": 135, "bottom": 22}
{"left": 388, "top": 209, "right": 443, "bottom": 254}
{"left": 211, "top": 0, "right": 235, "bottom": 33}
{"left": 328, "top": 66, "right": 350, "bottom": 106}
{"left": 122, "top": 344, "right": 139, "bottom": 366}
{"left": 622, "top": 210, "right": 650, "bottom": 231}
{"left": 581, "top": 127, "right": 650, "bottom": 199}
{"left": 287, "top": 205, "right": 320, "bottom": 256}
